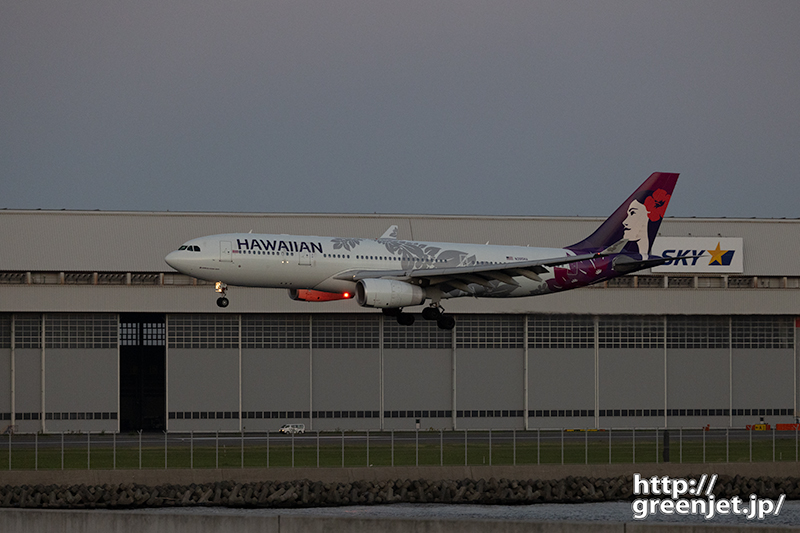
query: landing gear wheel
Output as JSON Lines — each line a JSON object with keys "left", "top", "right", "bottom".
{"left": 216, "top": 297, "right": 229, "bottom": 308}
{"left": 422, "top": 307, "right": 442, "bottom": 321}
{"left": 436, "top": 315, "right": 455, "bottom": 330}
{"left": 397, "top": 313, "right": 415, "bottom": 326}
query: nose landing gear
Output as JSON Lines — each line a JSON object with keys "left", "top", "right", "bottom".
{"left": 215, "top": 282, "right": 229, "bottom": 308}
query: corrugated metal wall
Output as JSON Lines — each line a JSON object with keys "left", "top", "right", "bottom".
{"left": 1, "top": 210, "right": 798, "bottom": 275}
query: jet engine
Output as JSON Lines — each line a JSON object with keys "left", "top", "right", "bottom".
{"left": 288, "top": 289, "right": 353, "bottom": 302}
{"left": 355, "top": 279, "right": 426, "bottom": 308}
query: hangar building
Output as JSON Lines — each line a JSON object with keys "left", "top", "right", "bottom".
{"left": 0, "top": 210, "right": 797, "bottom": 434}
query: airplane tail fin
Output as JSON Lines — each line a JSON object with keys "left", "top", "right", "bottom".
{"left": 568, "top": 172, "right": 679, "bottom": 255}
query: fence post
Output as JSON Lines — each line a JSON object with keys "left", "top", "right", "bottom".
{"left": 190, "top": 430, "right": 193, "bottom": 469}
{"left": 749, "top": 427, "right": 752, "bottom": 462}
{"left": 703, "top": 428, "right": 706, "bottom": 463}
{"left": 632, "top": 428, "right": 636, "bottom": 464}
{"left": 391, "top": 429, "right": 394, "bottom": 467}
{"left": 415, "top": 429, "right": 419, "bottom": 467}
{"left": 561, "top": 428, "right": 564, "bottom": 465}
{"left": 291, "top": 430, "right": 294, "bottom": 468}
{"left": 35, "top": 433, "right": 38, "bottom": 471}
{"left": 341, "top": 430, "right": 344, "bottom": 468}
{"left": 216, "top": 431, "right": 219, "bottom": 469}
{"left": 680, "top": 428, "right": 682, "bottom": 463}
{"left": 164, "top": 431, "right": 167, "bottom": 470}
{"left": 243, "top": 430, "right": 246, "bottom": 469}
{"left": 489, "top": 429, "right": 492, "bottom": 466}
{"left": 139, "top": 430, "right": 143, "bottom": 470}
{"left": 62, "top": 432, "right": 65, "bottom": 470}
{"left": 266, "top": 430, "right": 270, "bottom": 468}
{"left": 464, "top": 429, "right": 468, "bottom": 466}
{"left": 773, "top": 427, "right": 776, "bottom": 462}
{"left": 112, "top": 432, "right": 115, "bottom": 470}
{"left": 585, "top": 429, "right": 588, "bottom": 464}
{"left": 366, "top": 429, "right": 369, "bottom": 467}
{"left": 87, "top": 432, "right": 90, "bottom": 470}
{"left": 608, "top": 428, "right": 611, "bottom": 464}
{"left": 513, "top": 429, "right": 516, "bottom": 466}
{"left": 655, "top": 428, "right": 658, "bottom": 464}
{"left": 440, "top": 429, "right": 443, "bottom": 466}
{"left": 726, "top": 428, "right": 729, "bottom": 463}
{"left": 7, "top": 433, "right": 10, "bottom": 470}
{"left": 317, "top": 430, "right": 320, "bottom": 468}
{"left": 537, "top": 428, "right": 540, "bottom": 465}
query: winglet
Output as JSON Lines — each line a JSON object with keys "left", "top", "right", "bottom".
{"left": 379, "top": 225, "right": 399, "bottom": 240}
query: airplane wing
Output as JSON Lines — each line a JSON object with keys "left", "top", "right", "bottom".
{"left": 379, "top": 225, "right": 399, "bottom": 240}
{"left": 334, "top": 240, "right": 631, "bottom": 289}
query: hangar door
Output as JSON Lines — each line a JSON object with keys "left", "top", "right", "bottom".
{"left": 119, "top": 314, "right": 166, "bottom": 431}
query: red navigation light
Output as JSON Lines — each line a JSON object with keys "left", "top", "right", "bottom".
{"left": 343, "top": 292, "right": 350, "bottom": 298}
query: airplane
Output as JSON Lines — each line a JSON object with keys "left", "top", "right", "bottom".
{"left": 165, "top": 172, "right": 679, "bottom": 330}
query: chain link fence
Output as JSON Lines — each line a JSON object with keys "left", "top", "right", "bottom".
{"left": 2, "top": 428, "right": 798, "bottom": 470}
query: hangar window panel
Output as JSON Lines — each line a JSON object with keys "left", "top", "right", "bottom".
{"left": 529, "top": 315, "right": 594, "bottom": 349}
{"left": 667, "top": 316, "right": 729, "bottom": 349}
{"left": 383, "top": 316, "right": 451, "bottom": 349}
{"left": 168, "top": 314, "right": 239, "bottom": 349}
{"left": 732, "top": 316, "right": 794, "bottom": 349}
{"left": 242, "top": 315, "right": 310, "bottom": 349}
{"left": 456, "top": 315, "right": 523, "bottom": 349}
{"left": 311, "top": 315, "right": 378, "bottom": 349}
{"left": 119, "top": 322, "right": 139, "bottom": 346}
{"left": 14, "top": 314, "right": 41, "bottom": 348}
{"left": 46, "top": 314, "right": 118, "bottom": 349}
{"left": 0, "top": 315, "right": 10, "bottom": 348}
{"left": 598, "top": 316, "right": 663, "bottom": 349}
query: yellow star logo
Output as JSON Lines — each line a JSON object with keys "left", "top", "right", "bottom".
{"left": 707, "top": 242, "right": 729, "bottom": 265}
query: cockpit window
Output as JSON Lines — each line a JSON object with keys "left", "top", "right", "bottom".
{"left": 178, "top": 245, "right": 187, "bottom": 250}
{"left": 192, "top": 246, "right": 201, "bottom": 252}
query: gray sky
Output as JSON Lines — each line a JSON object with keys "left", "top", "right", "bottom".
{"left": 2, "top": 1, "right": 798, "bottom": 219}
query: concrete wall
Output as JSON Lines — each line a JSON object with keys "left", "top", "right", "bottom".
{"left": 168, "top": 348, "right": 240, "bottom": 432}
{"left": 13, "top": 348, "right": 41, "bottom": 434}
{"left": 0, "top": 348, "right": 10, "bottom": 418}
{"left": 242, "top": 348, "right": 310, "bottom": 431}
{"left": 44, "top": 348, "right": 117, "bottom": 433}
{"left": 1, "top": 509, "right": 798, "bottom": 533}
{"left": 1, "top": 313, "right": 797, "bottom": 434}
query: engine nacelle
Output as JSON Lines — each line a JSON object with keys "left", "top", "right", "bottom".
{"left": 355, "top": 279, "right": 426, "bottom": 308}
{"left": 288, "top": 289, "right": 353, "bottom": 302}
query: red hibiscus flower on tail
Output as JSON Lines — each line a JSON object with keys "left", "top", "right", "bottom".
{"left": 644, "top": 189, "right": 671, "bottom": 222}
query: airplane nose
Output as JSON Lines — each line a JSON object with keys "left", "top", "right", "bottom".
{"left": 165, "top": 251, "right": 183, "bottom": 271}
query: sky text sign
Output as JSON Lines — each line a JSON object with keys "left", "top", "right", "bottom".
{"left": 651, "top": 237, "right": 744, "bottom": 273}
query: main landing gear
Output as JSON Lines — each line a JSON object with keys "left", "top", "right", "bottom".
{"left": 215, "top": 282, "right": 229, "bottom": 308}
{"left": 381, "top": 307, "right": 414, "bottom": 325}
{"left": 424, "top": 304, "right": 455, "bottom": 331}
{"left": 383, "top": 305, "right": 456, "bottom": 330}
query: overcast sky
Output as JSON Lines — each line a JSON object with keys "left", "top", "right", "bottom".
{"left": 2, "top": 1, "right": 798, "bottom": 219}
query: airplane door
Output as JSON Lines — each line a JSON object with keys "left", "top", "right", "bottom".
{"left": 298, "top": 251, "right": 312, "bottom": 266}
{"left": 220, "top": 241, "right": 232, "bottom": 262}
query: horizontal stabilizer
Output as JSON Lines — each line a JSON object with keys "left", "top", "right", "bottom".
{"left": 598, "top": 239, "right": 628, "bottom": 256}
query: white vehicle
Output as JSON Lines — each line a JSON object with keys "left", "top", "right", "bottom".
{"left": 279, "top": 423, "right": 305, "bottom": 434}
{"left": 165, "top": 173, "right": 681, "bottom": 330}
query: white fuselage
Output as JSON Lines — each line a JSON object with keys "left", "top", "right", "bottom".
{"left": 165, "top": 233, "right": 570, "bottom": 299}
